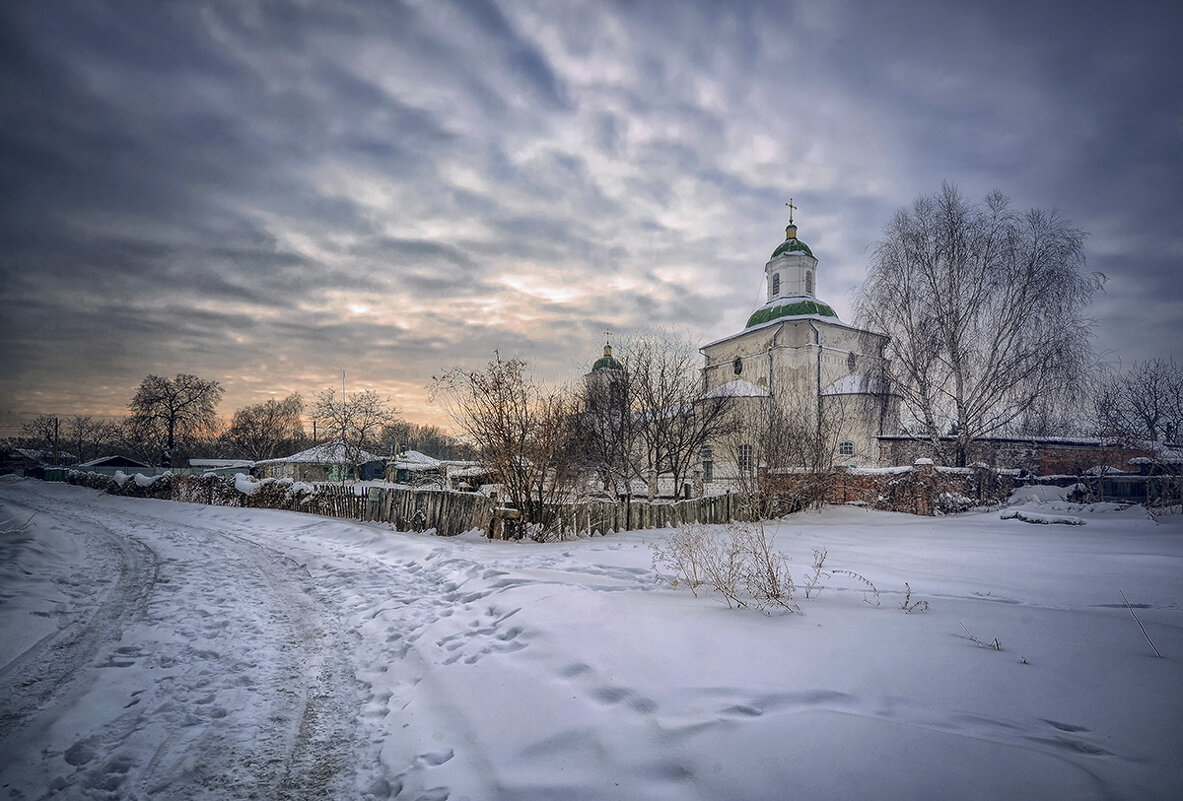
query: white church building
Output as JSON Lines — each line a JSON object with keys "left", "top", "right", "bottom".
{"left": 698, "top": 208, "right": 898, "bottom": 488}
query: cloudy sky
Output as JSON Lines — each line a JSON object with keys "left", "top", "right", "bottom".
{"left": 2, "top": 0, "right": 1180, "bottom": 435}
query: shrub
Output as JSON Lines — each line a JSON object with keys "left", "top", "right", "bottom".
{"left": 652, "top": 521, "right": 799, "bottom": 613}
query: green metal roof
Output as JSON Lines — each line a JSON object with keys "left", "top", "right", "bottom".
{"left": 745, "top": 299, "right": 837, "bottom": 329}
{"left": 770, "top": 238, "right": 814, "bottom": 259}
{"left": 592, "top": 353, "right": 623, "bottom": 371}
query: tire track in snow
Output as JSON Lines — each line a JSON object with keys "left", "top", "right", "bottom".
{"left": 0, "top": 491, "right": 160, "bottom": 751}
{"left": 0, "top": 483, "right": 367, "bottom": 800}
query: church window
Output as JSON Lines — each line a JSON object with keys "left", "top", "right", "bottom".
{"left": 772, "top": 273, "right": 780, "bottom": 296}
{"left": 733, "top": 357, "right": 743, "bottom": 375}
{"left": 847, "top": 352, "right": 857, "bottom": 373}
{"left": 839, "top": 441, "right": 854, "bottom": 456}
{"left": 701, "top": 445, "right": 713, "bottom": 482}
{"left": 738, "top": 444, "right": 753, "bottom": 473}
{"left": 805, "top": 271, "right": 814, "bottom": 295}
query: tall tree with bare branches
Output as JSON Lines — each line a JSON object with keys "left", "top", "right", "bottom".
{"left": 627, "top": 332, "right": 735, "bottom": 493}
{"left": 128, "top": 374, "right": 224, "bottom": 465}
{"left": 856, "top": 183, "right": 1102, "bottom": 465}
{"left": 1092, "top": 359, "right": 1183, "bottom": 444}
{"left": 312, "top": 387, "right": 397, "bottom": 479}
{"left": 227, "top": 394, "right": 307, "bottom": 461}
{"left": 433, "top": 355, "right": 582, "bottom": 531}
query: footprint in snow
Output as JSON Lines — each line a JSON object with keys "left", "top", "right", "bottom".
{"left": 415, "top": 749, "right": 454, "bottom": 767}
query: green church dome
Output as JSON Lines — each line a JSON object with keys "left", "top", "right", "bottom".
{"left": 745, "top": 298, "right": 837, "bottom": 329}
{"left": 592, "top": 343, "right": 623, "bottom": 372}
{"left": 770, "top": 238, "right": 814, "bottom": 260}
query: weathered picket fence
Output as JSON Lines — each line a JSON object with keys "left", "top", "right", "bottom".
{"left": 313, "top": 485, "right": 736, "bottom": 538}
{"left": 66, "top": 469, "right": 736, "bottom": 538}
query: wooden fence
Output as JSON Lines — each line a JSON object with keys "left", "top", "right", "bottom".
{"left": 66, "top": 468, "right": 737, "bottom": 538}
{"left": 308, "top": 485, "right": 737, "bottom": 538}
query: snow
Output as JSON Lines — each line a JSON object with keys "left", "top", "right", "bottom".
{"left": 234, "top": 472, "right": 261, "bottom": 496}
{"left": 133, "top": 472, "right": 162, "bottom": 488}
{"left": 1001, "top": 508, "right": 1086, "bottom": 525}
{"left": 391, "top": 450, "right": 442, "bottom": 469}
{"left": 702, "top": 378, "right": 768, "bottom": 398}
{"left": 820, "top": 373, "right": 888, "bottom": 396}
{"left": 1, "top": 478, "right": 1181, "bottom": 800}
{"left": 254, "top": 440, "right": 383, "bottom": 466}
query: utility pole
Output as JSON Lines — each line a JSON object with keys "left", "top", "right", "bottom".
{"left": 53, "top": 416, "right": 60, "bottom": 465}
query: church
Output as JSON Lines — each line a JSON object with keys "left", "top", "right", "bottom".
{"left": 697, "top": 204, "right": 898, "bottom": 489}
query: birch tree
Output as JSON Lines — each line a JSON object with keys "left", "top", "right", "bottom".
{"left": 855, "top": 183, "right": 1102, "bottom": 466}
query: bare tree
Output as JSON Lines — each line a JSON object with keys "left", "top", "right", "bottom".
{"left": 227, "top": 394, "right": 306, "bottom": 461}
{"left": 65, "top": 415, "right": 116, "bottom": 463}
{"left": 375, "top": 421, "right": 476, "bottom": 461}
{"left": 312, "top": 387, "right": 397, "bottom": 480}
{"left": 725, "top": 386, "right": 852, "bottom": 516}
{"left": 19, "top": 414, "right": 58, "bottom": 453}
{"left": 627, "top": 332, "right": 735, "bottom": 494}
{"left": 128, "top": 374, "right": 224, "bottom": 466}
{"left": 856, "top": 183, "right": 1102, "bottom": 465}
{"left": 577, "top": 357, "right": 644, "bottom": 497}
{"left": 1093, "top": 359, "right": 1183, "bottom": 444}
{"left": 433, "top": 354, "right": 582, "bottom": 533}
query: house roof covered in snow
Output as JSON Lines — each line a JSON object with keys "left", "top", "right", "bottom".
{"left": 392, "top": 450, "right": 442, "bottom": 470}
{"left": 78, "top": 454, "right": 151, "bottom": 468}
{"left": 12, "top": 448, "right": 77, "bottom": 463}
{"left": 255, "top": 441, "right": 382, "bottom": 466}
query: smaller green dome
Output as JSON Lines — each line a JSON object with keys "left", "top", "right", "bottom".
{"left": 592, "top": 343, "right": 623, "bottom": 372}
{"left": 771, "top": 238, "right": 814, "bottom": 259}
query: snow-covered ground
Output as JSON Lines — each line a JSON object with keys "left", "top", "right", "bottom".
{"left": 1, "top": 477, "right": 1180, "bottom": 800}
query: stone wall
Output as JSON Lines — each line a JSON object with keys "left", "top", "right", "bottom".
{"left": 762, "top": 461, "right": 1020, "bottom": 515}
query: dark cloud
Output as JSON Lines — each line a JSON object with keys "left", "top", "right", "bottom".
{"left": 0, "top": 0, "right": 1179, "bottom": 433}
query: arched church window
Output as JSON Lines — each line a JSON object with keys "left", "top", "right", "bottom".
{"left": 772, "top": 273, "right": 780, "bottom": 296}
{"left": 806, "top": 271, "right": 814, "bottom": 295}
{"left": 733, "top": 357, "right": 743, "bottom": 375}
{"left": 847, "top": 352, "right": 857, "bottom": 373}
{"left": 701, "top": 445, "right": 713, "bottom": 482}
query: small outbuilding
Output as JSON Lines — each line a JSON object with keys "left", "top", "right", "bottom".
{"left": 76, "top": 454, "right": 151, "bottom": 469}
{"left": 2, "top": 448, "right": 77, "bottom": 477}
{"left": 388, "top": 450, "right": 444, "bottom": 485}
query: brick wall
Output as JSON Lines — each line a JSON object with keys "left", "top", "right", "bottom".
{"left": 762, "top": 462, "right": 1019, "bottom": 515}
{"left": 878, "top": 436, "right": 1151, "bottom": 475}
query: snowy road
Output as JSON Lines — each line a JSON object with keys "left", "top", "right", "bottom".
{"left": 0, "top": 479, "right": 373, "bottom": 799}
{"left": 2, "top": 478, "right": 1182, "bottom": 801}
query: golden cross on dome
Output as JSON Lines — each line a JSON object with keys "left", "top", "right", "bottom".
{"left": 603, "top": 328, "right": 612, "bottom": 344}
{"left": 785, "top": 197, "right": 797, "bottom": 224}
